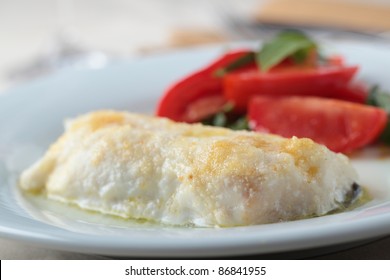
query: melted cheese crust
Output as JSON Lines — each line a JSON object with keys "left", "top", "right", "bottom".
{"left": 20, "top": 111, "right": 358, "bottom": 227}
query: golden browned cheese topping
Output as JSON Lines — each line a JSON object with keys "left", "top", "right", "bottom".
{"left": 281, "top": 138, "right": 322, "bottom": 182}
{"left": 69, "top": 111, "right": 125, "bottom": 132}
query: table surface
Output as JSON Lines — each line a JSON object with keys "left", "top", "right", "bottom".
{"left": 1, "top": 0, "right": 390, "bottom": 260}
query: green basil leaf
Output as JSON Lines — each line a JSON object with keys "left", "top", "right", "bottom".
{"left": 229, "top": 117, "right": 249, "bottom": 130}
{"left": 214, "top": 52, "right": 256, "bottom": 77}
{"left": 212, "top": 112, "right": 227, "bottom": 127}
{"left": 201, "top": 103, "right": 249, "bottom": 130}
{"left": 257, "top": 30, "right": 316, "bottom": 72}
{"left": 379, "top": 122, "right": 390, "bottom": 145}
{"left": 366, "top": 85, "right": 390, "bottom": 144}
{"left": 367, "top": 85, "right": 390, "bottom": 111}
{"left": 366, "top": 85, "right": 380, "bottom": 106}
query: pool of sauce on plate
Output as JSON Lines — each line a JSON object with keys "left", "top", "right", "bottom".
{"left": 328, "top": 187, "right": 371, "bottom": 215}
{"left": 19, "top": 192, "right": 160, "bottom": 230}
{"left": 19, "top": 187, "right": 371, "bottom": 229}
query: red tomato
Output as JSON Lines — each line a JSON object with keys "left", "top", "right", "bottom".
{"left": 327, "top": 55, "right": 345, "bottom": 66}
{"left": 156, "top": 50, "right": 254, "bottom": 122}
{"left": 248, "top": 96, "right": 387, "bottom": 153}
{"left": 331, "top": 82, "right": 368, "bottom": 103}
{"left": 181, "top": 95, "right": 226, "bottom": 122}
{"left": 224, "top": 65, "right": 359, "bottom": 111}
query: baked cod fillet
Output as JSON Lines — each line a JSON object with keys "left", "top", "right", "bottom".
{"left": 20, "top": 111, "right": 359, "bottom": 227}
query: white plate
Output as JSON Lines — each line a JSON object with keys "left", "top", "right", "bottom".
{"left": 1, "top": 40, "right": 390, "bottom": 258}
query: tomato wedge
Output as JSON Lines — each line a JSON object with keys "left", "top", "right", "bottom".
{"left": 331, "top": 82, "right": 368, "bottom": 104}
{"left": 248, "top": 96, "right": 387, "bottom": 153}
{"left": 224, "top": 65, "right": 359, "bottom": 111}
{"left": 156, "top": 50, "right": 254, "bottom": 122}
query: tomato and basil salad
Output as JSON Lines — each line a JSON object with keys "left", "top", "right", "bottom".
{"left": 156, "top": 31, "right": 390, "bottom": 153}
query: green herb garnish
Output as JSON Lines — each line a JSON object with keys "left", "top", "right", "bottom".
{"left": 257, "top": 31, "right": 316, "bottom": 72}
{"left": 201, "top": 103, "right": 249, "bottom": 130}
{"left": 229, "top": 117, "right": 249, "bottom": 130}
{"left": 214, "top": 52, "right": 255, "bottom": 78}
{"left": 367, "top": 85, "right": 390, "bottom": 111}
{"left": 366, "top": 85, "right": 390, "bottom": 144}
{"left": 213, "top": 30, "right": 317, "bottom": 77}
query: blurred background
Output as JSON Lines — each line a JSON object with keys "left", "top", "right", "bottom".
{"left": 1, "top": 0, "right": 390, "bottom": 92}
